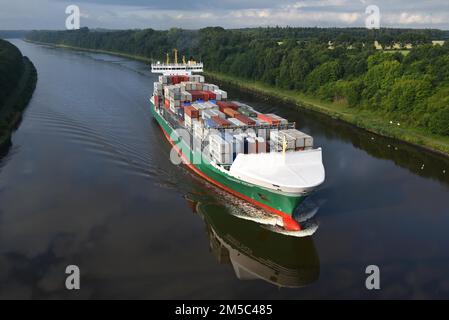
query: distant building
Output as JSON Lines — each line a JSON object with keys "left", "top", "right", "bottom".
{"left": 432, "top": 40, "right": 445, "bottom": 46}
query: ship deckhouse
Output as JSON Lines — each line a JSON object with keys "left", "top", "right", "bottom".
{"left": 151, "top": 49, "right": 203, "bottom": 76}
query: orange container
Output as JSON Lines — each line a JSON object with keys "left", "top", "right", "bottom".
{"left": 257, "top": 113, "right": 280, "bottom": 125}
{"left": 223, "top": 108, "right": 240, "bottom": 118}
{"left": 216, "top": 101, "right": 238, "bottom": 112}
{"left": 185, "top": 106, "right": 199, "bottom": 118}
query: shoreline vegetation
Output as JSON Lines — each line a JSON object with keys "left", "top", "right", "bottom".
{"left": 204, "top": 71, "right": 449, "bottom": 158}
{"left": 24, "top": 34, "right": 449, "bottom": 158}
{"left": 0, "top": 40, "right": 37, "bottom": 151}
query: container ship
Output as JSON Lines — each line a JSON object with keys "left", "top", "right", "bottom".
{"left": 149, "top": 53, "right": 325, "bottom": 231}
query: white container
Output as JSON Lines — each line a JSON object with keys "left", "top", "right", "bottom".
{"left": 202, "top": 109, "right": 218, "bottom": 119}
{"left": 257, "top": 128, "right": 268, "bottom": 139}
{"left": 256, "top": 137, "right": 266, "bottom": 153}
{"left": 221, "top": 91, "right": 228, "bottom": 100}
{"left": 285, "top": 129, "right": 314, "bottom": 149}
{"left": 211, "top": 150, "right": 232, "bottom": 164}
{"left": 185, "top": 115, "right": 193, "bottom": 128}
{"left": 215, "top": 110, "right": 226, "bottom": 119}
{"left": 247, "top": 130, "right": 257, "bottom": 138}
{"left": 228, "top": 118, "right": 245, "bottom": 127}
{"left": 209, "top": 135, "right": 231, "bottom": 154}
{"left": 234, "top": 134, "right": 245, "bottom": 154}
{"left": 270, "top": 130, "right": 295, "bottom": 150}
{"left": 193, "top": 124, "right": 205, "bottom": 139}
{"left": 246, "top": 137, "right": 257, "bottom": 154}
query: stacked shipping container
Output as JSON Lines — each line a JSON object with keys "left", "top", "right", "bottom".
{"left": 154, "top": 76, "right": 314, "bottom": 164}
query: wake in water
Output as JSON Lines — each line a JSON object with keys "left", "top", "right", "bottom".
{"left": 184, "top": 168, "right": 321, "bottom": 237}
{"left": 24, "top": 105, "right": 181, "bottom": 190}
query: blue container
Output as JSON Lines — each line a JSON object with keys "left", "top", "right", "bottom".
{"left": 204, "top": 118, "right": 217, "bottom": 129}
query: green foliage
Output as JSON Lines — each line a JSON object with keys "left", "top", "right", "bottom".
{"left": 429, "top": 108, "right": 449, "bottom": 135}
{"left": 386, "top": 78, "right": 431, "bottom": 113}
{"left": 306, "top": 61, "right": 342, "bottom": 92}
{"left": 0, "top": 39, "right": 24, "bottom": 108}
{"left": 25, "top": 27, "right": 449, "bottom": 136}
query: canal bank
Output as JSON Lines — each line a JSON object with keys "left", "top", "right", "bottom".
{"left": 0, "top": 55, "right": 37, "bottom": 152}
{"left": 204, "top": 71, "right": 449, "bottom": 158}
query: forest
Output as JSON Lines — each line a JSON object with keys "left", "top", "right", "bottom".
{"left": 0, "top": 39, "right": 37, "bottom": 146}
{"left": 26, "top": 27, "right": 449, "bottom": 137}
{"left": 0, "top": 39, "right": 24, "bottom": 107}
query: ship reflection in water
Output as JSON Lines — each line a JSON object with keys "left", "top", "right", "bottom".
{"left": 186, "top": 197, "right": 320, "bottom": 288}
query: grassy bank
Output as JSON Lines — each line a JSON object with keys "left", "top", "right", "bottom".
{"left": 204, "top": 71, "right": 449, "bottom": 157}
{"left": 24, "top": 40, "right": 449, "bottom": 157}
{"left": 0, "top": 57, "right": 38, "bottom": 149}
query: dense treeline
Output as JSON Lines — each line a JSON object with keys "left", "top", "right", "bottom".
{"left": 0, "top": 30, "right": 30, "bottom": 39}
{"left": 27, "top": 27, "right": 449, "bottom": 136}
{"left": 0, "top": 39, "right": 24, "bottom": 106}
{"left": 0, "top": 39, "right": 37, "bottom": 146}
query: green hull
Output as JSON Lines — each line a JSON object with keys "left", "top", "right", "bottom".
{"left": 151, "top": 103, "right": 305, "bottom": 228}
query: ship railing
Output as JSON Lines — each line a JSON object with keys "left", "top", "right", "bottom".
{"left": 209, "top": 122, "right": 296, "bottom": 132}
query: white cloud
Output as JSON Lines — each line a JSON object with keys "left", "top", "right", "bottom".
{"left": 1, "top": 0, "right": 449, "bottom": 29}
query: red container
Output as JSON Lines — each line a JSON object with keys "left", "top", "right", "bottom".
{"left": 216, "top": 101, "right": 238, "bottom": 112}
{"left": 164, "top": 99, "right": 170, "bottom": 110}
{"left": 257, "top": 113, "right": 280, "bottom": 125}
{"left": 223, "top": 108, "right": 240, "bottom": 118}
{"left": 211, "top": 116, "right": 230, "bottom": 127}
{"left": 188, "top": 90, "right": 203, "bottom": 101}
{"left": 235, "top": 114, "right": 255, "bottom": 125}
{"left": 201, "top": 91, "right": 209, "bottom": 101}
{"left": 188, "top": 90, "right": 212, "bottom": 101}
{"left": 171, "top": 76, "right": 180, "bottom": 85}
{"left": 205, "top": 91, "right": 216, "bottom": 101}
{"left": 154, "top": 95, "right": 159, "bottom": 107}
{"left": 185, "top": 106, "right": 199, "bottom": 118}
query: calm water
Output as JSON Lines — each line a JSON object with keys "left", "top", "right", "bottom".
{"left": 1, "top": 39, "right": 449, "bottom": 299}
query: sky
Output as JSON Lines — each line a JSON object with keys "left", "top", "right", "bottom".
{"left": 1, "top": 0, "right": 449, "bottom": 30}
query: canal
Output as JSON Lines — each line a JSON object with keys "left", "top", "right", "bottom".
{"left": 1, "top": 39, "right": 449, "bottom": 299}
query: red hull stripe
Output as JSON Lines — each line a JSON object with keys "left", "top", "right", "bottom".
{"left": 157, "top": 121, "right": 301, "bottom": 231}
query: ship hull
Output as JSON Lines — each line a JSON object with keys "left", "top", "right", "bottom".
{"left": 150, "top": 103, "right": 306, "bottom": 231}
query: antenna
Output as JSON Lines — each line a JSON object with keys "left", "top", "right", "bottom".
{"left": 174, "top": 49, "right": 178, "bottom": 64}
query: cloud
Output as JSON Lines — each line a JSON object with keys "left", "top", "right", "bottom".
{"left": 1, "top": 0, "right": 449, "bottom": 29}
